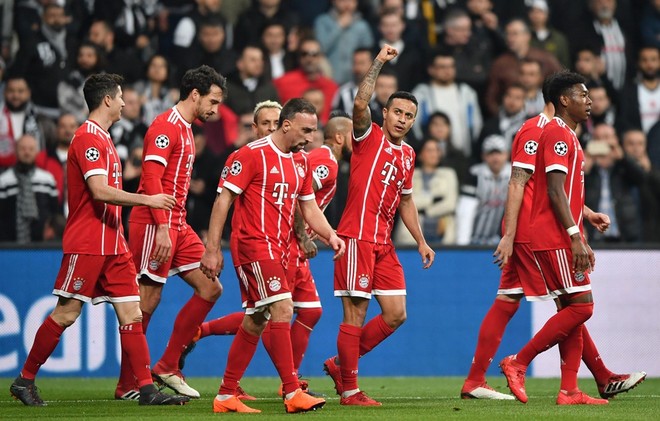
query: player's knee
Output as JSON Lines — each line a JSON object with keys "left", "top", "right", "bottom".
{"left": 383, "top": 309, "right": 407, "bottom": 329}
{"left": 203, "top": 280, "right": 223, "bottom": 301}
{"left": 52, "top": 310, "right": 80, "bottom": 328}
{"left": 569, "top": 302, "right": 594, "bottom": 323}
{"left": 296, "top": 307, "right": 323, "bottom": 328}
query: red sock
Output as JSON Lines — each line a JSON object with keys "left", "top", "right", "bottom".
{"left": 201, "top": 312, "right": 244, "bottom": 337}
{"left": 261, "top": 321, "right": 272, "bottom": 356}
{"left": 21, "top": 316, "right": 65, "bottom": 379}
{"left": 559, "top": 324, "right": 584, "bottom": 391}
{"left": 219, "top": 325, "right": 260, "bottom": 395}
{"left": 119, "top": 322, "right": 152, "bottom": 388}
{"left": 337, "top": 323, "right": 362, "bottom": 392}
{"left": 466, "top": 299, "right": 520, "bottom": 383}
{"left": 267, "top": 321, "right": 299, "bottom": 395}
{"left": 581, "top": 326, "right": 614, "bottom": 384}
{"left": 157, "top": 294, "right": 215, "bottom": 371}
{"left": 517, "top": 302, "right": 593, "bottom": 367}
{"left": 291, "top": 308, "right": 322, "bottom": 371}
{"left": 359, "top": 314, "right": 395, "bottom": 357}
{"left": 141, "top": 310, "right": 152, "bottom": 333}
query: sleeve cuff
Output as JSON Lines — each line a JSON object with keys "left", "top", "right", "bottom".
{"left": 84, "top": 168, "right": 107, "bottom": 180}
{"left": 145, "top": 155, "right": 168, "bottom": 166}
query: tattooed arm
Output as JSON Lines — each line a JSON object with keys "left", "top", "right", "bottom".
{"left": 353, "top": 44, "right": 398, "bottom": 138}
{"left": 493, "top": 166, "right": 532, "bottom": 269}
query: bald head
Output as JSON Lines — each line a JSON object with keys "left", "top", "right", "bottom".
{"left": 16, "top": 134, "right": 40, "bottom": 165}
{"left": 324, "top": 115, "right": 352, "bottom": 143}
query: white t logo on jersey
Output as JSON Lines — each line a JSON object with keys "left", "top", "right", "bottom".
{"left": 272, "top": 182, "right": 289, "bottom": 205}
{"left": 380, "top": 161, "right": 398, "bottom": 186}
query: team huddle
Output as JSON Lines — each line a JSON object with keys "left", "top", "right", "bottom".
{"left": 8, "top": 44, "right": 644, "bottom": 413}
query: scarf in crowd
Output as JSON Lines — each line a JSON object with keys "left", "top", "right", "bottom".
{"left": 15, "top": 166, "right": 39, "bottom": 243}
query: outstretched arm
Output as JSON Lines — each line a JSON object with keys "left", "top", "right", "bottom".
{"left": 353, "top": 44, "right": 398, "bottom": 138}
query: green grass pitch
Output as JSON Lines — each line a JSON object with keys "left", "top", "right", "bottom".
{"left": 1, "top": 376, "right": 658, "bottom": 420}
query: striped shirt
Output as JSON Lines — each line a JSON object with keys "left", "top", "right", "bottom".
{"left": 467, "top": 162, "right": 511, "bottom": 245}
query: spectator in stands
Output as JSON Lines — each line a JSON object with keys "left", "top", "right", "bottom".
{"left": 120, "top": 143, "right": 143, "bottom": 239}
{"left": 485, "top": 18, "right": 561, "bottom": 116}
{"left": 479, "top": 83, "right": 527, "bottom": 155}
{"left": 302, "top": 87, "right": 327, "bottom": 126}
{"left": 573, "top": 45, "right": 619, "bottom": 105}
{"left": 88, "top": 20, "right": 142, "bottom": 84}
{"left": 423, "top": 111, "right": 470, "bottom": 188}
{"left": 174, "top": 16, "right": 237, "bottom": 83}
{"left": 35, "top": 113, "right": 77, "bottom": 211}
{"left": 234, "top": 0, "right": 299, "bottom": 53}
{"left": 413, "top": 51, "right": 482, "bottom": 159}
{"left": 618, "top": 46, "right": 660, "bottom": 135}
{"left": 0, "top": 134, "right": 59, "bottom": 243}
{"left": 375, "top": 0, "right": 428, "bottom": 51}
{"left": 58, "top": 42, "right": 104, "bottom": 123}
{"left": 260, "top": 20, "right": 296, "bottom": 79}
{"left": 465, "top": 0, "right": 506, "bottom": 57}
{"left": 10, "top": 3, "right": 77, "bottom": 118}
{"left": 580, "top": 83, "right": 616, "bottom": 144}
{"left": 584, "top": 124, "right": 644, "bottom": 242}
{"left": 527, "top": 0, "right": 571, "bottom": 68}
{"left": 395, "top": 138, "right": 458, "bottom": 246}
{"left": 640, "top": 0, "right": 660, "bottom": 49}
{"left": 519, "top": 58, "right": 545, "bottom": 116}
{"left": 224, "top": 44, "right": 279, "bottom": 116}
{"left": 622, "top": 129, "right": 660, "bottom": 242}
{"left": 376, "top": 7, "right": 424, "bottom": 92}
{"left": 369, "top": 68, "right": 398, "bottom": 127}
{"left": 436, "top": 7, "right": 493, "bottom": 97}
{"left": 273, "top": 38, "right": 338, "bottom": 123}
{"left": 171, "top": 0, "right": 227, "bottom": 57}
{"left": 0, "top": 57, "right": 5, "bottom": 99}
{"left": 332, "top": 47, "right": 372, "bottom": 116}
{"left": 0, "top": 76, "right": 53, "bottom": 170}
{"left": 133, "top": 54, "right": 178, "bottom": 125}
{"left": 186, "top": 125, "right": 220, "bottom": 243}
{"left": 456, "top": 134, "right": 511, "bottom": 245}
{"left": 91, "top": 0, "right": 152, "bottom": 51}
{"left": 109, "top": 87, "right": 147, "bottom": 163}
{"left": 314, "top": 0, "right": 374, "bottom": 85}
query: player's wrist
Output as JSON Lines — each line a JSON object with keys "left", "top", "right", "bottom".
{"left": 566, "top": 225, "right": 580, "bottom": 237}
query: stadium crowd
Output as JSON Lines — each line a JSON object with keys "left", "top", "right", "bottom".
{"left": 0, "top": 0, "right": 659, "bottom": 245}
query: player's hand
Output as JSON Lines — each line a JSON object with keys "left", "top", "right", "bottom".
{"left": 328, "top": 234, "right": 345, "bottom": 260}
{"left": 585, "top": 242, "right": 596, "bottom": 272}
{"left": 419, "top": 242, "right": 435, "bottom": 269}
{"left": 148, "top": 193, "right": 176, "bottom": 210}
{"left": 586, "top": 211, "right": 610, "bottom": 233}
{"left": 570, "top": 236, "right": 590, "bottom": 273}
{"left": 200, "top": 248, "right": 224, "bottom": 280}
{"left": 152, "top": 224, "right": 172, "bottom": 263}
{"left": 376, "top": 44, "right": 398, "bottom": 63}
{"left": 299, "top": 237, "right": 318, "bottom": 260}
{"left": 493, "top": 235, "right": 514, "bottom": 269}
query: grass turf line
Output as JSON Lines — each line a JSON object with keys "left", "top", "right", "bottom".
{"left": 1, "top": 376, "right": 658, "bottom": 420}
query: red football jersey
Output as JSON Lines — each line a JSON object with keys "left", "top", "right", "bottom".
{"left": 503, "top": 113, "right": 550, "bottom": 243}
{"left": 307, "top": 145, "right": 339, "bottom": 212}
{"left": 63, "top": 120, "right": 128, "bottom": 255}
{"left": 337, "top": 123, "right": 415, "bottom": 244}
{"left": 131, "top": 107, "right": 195, "bottom": 230}
{"left": 223, "top": 136, "right": 315, "bottom": 264}
{"left": 217, "top": 149, "right": 243, "bottom": 266}
{"left": 530, "top": 117, "right": 585, "bottom": 251}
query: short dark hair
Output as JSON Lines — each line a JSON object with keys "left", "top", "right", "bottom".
{"left": 385, "top": 91, "right": 418, "bottom": 110}
{"left": 547, "top": 70, "right": 586, "bottom": 108}
{"left": 179, "top": 65, "right": 227, "bottom": 100}
{"left": 278, "top": 98, "right": 317, "bottom": 127}
{"left": 83, "top": 73, "right": 123, "bottom": 112}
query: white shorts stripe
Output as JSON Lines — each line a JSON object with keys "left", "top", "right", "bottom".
{"left": 62, "top": 254, "right": 78, "bottom": 291}
{"left": 252, "top": 262, "right": 267, "bottom": 300}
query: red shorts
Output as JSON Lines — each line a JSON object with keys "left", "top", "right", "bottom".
{"left": 52, "top": 253, "right": 139, "bottom": 304}
{"left": 533, "top": 249, "right": 592, "bottom": 297}
{"left": 334, "top": 237, "right": 406, "bottom": 299}
{"left": 498, "top": 243, "right": 553, "bottom": 301}
{"left": 235, "top": 260, "right": 292, "bottom": 314}
{"left": 129, "top": 222, "right": 204, "bottom": 283}
{"left": 287, "top": 257, "right": 321, "bottom": 309}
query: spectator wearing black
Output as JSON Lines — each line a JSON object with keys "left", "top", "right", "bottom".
{"left": 580, "top": 83, "right": 616, "bottom": 145}
{"left": 617, "top": 46, "right": 660, "bottom": 136}
{"left": 465, "top": 0, "right": 507, "bottom": 57}
{"left": 640, "top": 0, "right": 660, "bottom": 49}
{"left": 10, "top": 3, "right": 78, "bottom": 118}
{"left": 233, "top": 0, "right": 299, "bottom": 53}
{"left": 109, "top": 86, "right": 148, "bottom": 163}
{"left": 332, "top": 47, "right": 372, "bottom": 116}
{"left": 527, "top": 0, "right": 571, "bottom": 68}
{"left": 368, "top": 68, "right": 398, "bottom": 128}
{"left": 573, "top": 45, "right": 619, "bottom": 105}
{"left": 0, "top": 134, "right": 60, "bottom": 243}
{"left": 58, "top": 42, "right": 104, "bottom": 123}
{"left": 584, "top": 123, "right": 644, "bottom": 243}
{"left": 88, "top": 20, "right": 142, "bottom": 84}
{"left": 519, "top": 58, "right": 545, "bottom": 117}
{"left": 133, "top": 54, "right": 178, "bottom": 125}
{"left": 478, "top": 83, "right": 527, "bottom": 156}
{"left": 224, "top": 44, "right": 280, "bottom": 116}
{"left": 260, "top": 20, "right": 296, "bottom": 79}
{"left": 91, "top": 0, "right": 152, "bottom": 51}
{"left": 423, "top": 111, "right": 471, "bottom": 189}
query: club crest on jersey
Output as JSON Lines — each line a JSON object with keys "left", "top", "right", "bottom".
{"left": 296, "top": 164, "right": 306, "bottom": 178}
{"left": 358, "top": 274, "right": 370, "bottom": 289}
{"left": 72, "top": 277, "right": 85, "bottom": 291}
{"left": 149, "top": 260, "right": 161, "bottom": 271}
{"left": 268, "top": 276, "right": 282, "bottom": 292}
{"left": 405, "top": 157, "right": 412, "bottom": 170}
{"left": 524, "top": 140, "right": 538, "bottom": 155}
{"left": 85, "top": 147, "right": 100, "bottom": 162}
{"left": 554, "top": 141, "right": 568, "bottom": 156}
{"left": 230, "top": 160, "right": 242, "bottom": 176}
{"left": 221, "top": 166, "right": 229, "bottom": 179}
{"left": 574, "top": 272, "right": 585, "bottom": 283}
{"left": 315, "top": 165, "right": 329, "bottom": 180}
{"left": 155, "top": 134, "right": 170, "bottom": 149}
